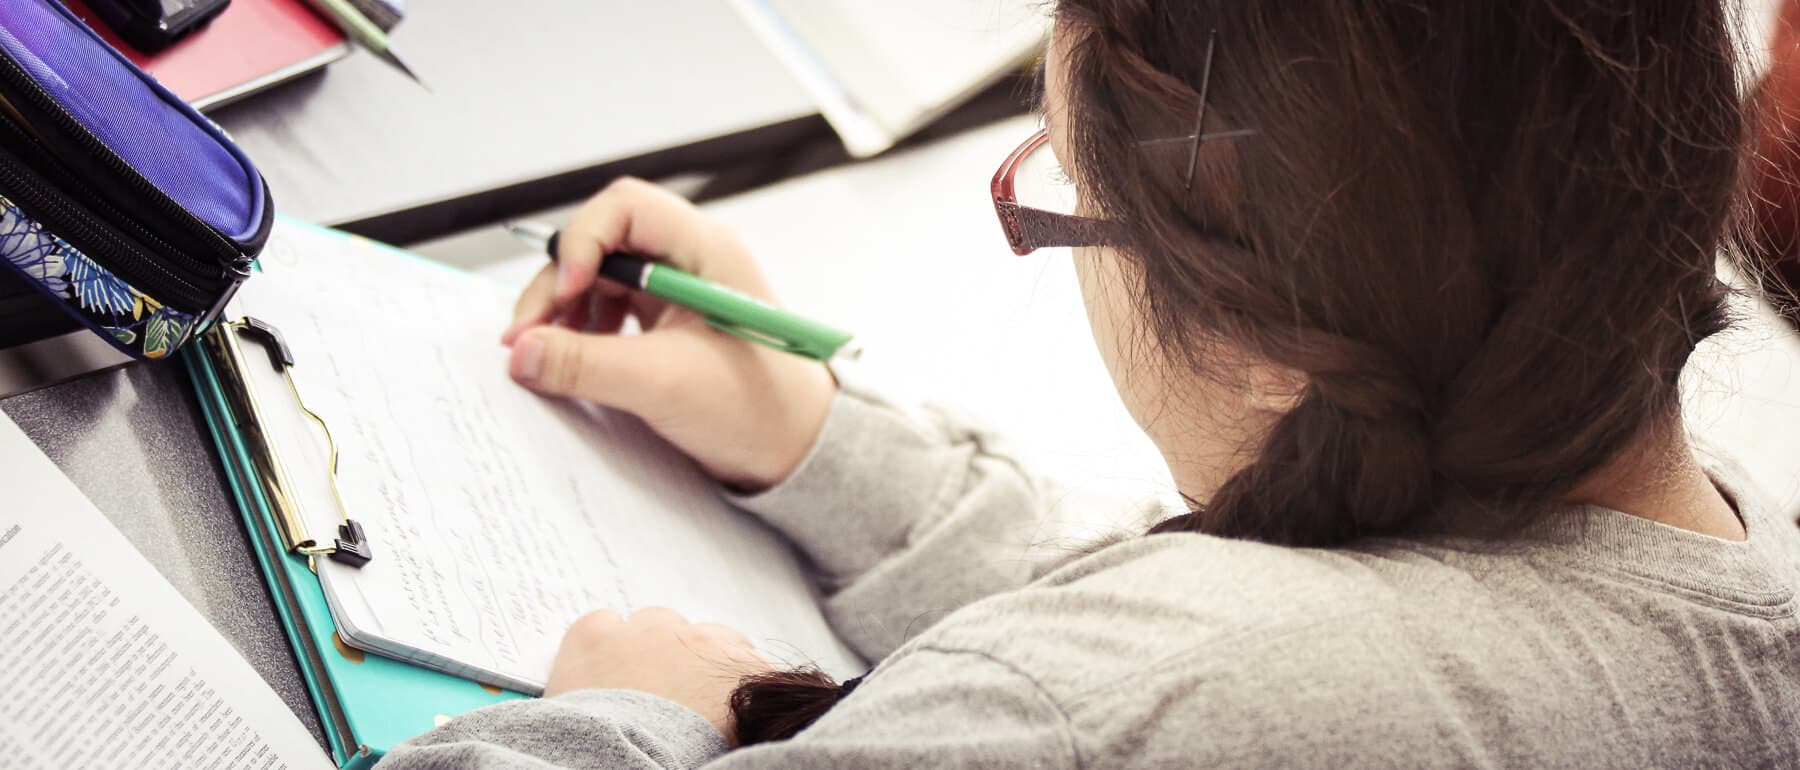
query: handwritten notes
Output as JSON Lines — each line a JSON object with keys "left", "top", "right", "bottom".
{"left": 230, "top": 223, "right": 863, "bottom": 693}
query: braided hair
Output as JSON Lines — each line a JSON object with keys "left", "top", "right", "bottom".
{"left": 731, "top": 0, "right": 1750, "bottom": 743}
{"left": 1062, "top": 0, "right": 1743, "bottom": 545}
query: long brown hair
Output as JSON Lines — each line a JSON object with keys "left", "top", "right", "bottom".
{"left": 732, "top": 0, "right": 1750, "bottom": 743}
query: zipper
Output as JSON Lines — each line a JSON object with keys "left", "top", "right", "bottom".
{"left": 0, "top": 140, "right": 223, "bottom": 313}
{"left": 0, "top": 108, "right": 222, "bottom": 279}
{"left": 0, "top": 48, "right": 251, "bottom": 272}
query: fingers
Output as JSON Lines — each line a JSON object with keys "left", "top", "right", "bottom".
{"left": 690, "top": 622, "right": 753, "bottom": 648}
{"left": 505, "top": 266, "right": 659, "bottom": 346}
{"left": 509, "top": 177, "right": 766, "bottom": 346}
{"left": 509, "top": 326, "right": 701, "bottom": 416}
{"left": 554, "top": 177, "right": 772, "bottom": 307}
{"left": 554, "top": 178, "right": 681, "bottom": 305}
{"left": 629, "top": 606, "right": 685, "bottom": 626}
{"left": 503, "top": 264, "right": 559, "bottom": 345}
{"left": 563, "top": 607, "right": 749, "bottom": 651}
{"left": 629, "top": 611, "right": 762, "bottom": 664}
{"left": 595, "top": 295, "right": 630, "bottom": 335}
{"left": 564, "top": 609, "right": 624, "bottom": 641}
{"left": 556, "top": 291, "right": 611, "bottom": 332}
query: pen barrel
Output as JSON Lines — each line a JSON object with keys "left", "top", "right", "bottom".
{"left": 644, "top": 266, "right": 854, "bottom": 361}
{"left": 304, "top": 0, "right": 389, "bottom": 48}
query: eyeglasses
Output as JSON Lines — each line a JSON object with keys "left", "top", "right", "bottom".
{"left": 989, "top": 127, "right": 1122, "bottom": 256}
{"left": 990, "top": 30, "right": 1254, "bottom": 256}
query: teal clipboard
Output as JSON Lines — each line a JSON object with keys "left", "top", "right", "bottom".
{"left": 180, "top": 251, "right": 525, "bottom": 768}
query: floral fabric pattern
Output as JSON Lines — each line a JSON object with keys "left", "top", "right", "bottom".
{"left": 0, "top": 194, "right": 199, "bottom": 358}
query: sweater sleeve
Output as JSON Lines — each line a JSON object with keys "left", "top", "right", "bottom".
{"left": 728, "top": 375, "right": 1164, "bottom": 661}
{"left": 375, "top": 690, "right": 730, "bottom": 769}
{"left": 710, "top": 646, "right": 1076, "bottom": 769}
{"left": 375, "top": 647, "right": 1075, "bottom": 770}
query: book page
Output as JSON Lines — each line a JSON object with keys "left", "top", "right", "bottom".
{"left": 733, "top": 0, "right": 1048, "bottom": 155}
{"left": 229, "top": 222, "right": 863, "bottom": 694}
{"left": 0, "top": 415, "right": 331, "bottom": 770}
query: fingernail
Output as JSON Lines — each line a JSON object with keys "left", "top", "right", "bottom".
{"left": 513, "top": 334, "right": 546, "bottom": 383}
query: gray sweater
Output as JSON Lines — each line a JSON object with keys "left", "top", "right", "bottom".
{"left": 379, "top": 381, "right": 1800, "bottom": 768}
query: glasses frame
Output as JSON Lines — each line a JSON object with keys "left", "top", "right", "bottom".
{"left": 992, "top": 29, "right": 1254, "bottom": 256}
{"left": 990, "top": 127, "right": 1121, "bottom": 256}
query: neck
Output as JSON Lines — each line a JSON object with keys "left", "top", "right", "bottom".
{"left": 1563, "top": 422, "right": 1744, "bottom": 541}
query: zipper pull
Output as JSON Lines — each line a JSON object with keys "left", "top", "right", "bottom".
{"left": 227, "top": 254, "right": 254, "bottom": 278}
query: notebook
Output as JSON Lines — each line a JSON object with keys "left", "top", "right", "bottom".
{"left": 61, "top": 0, "right": 350, "bottom": 111}
{"left": 731, "top": 0, "right": 1049, "bottom": 157}
{"left": 208, "top": 219, "right": 864, "bottom": 695}
{"left": 0, "top": 413, "right": 332, "bottom": 769}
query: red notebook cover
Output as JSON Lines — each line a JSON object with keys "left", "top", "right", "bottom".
{"left": 60, "top": 0, "right": 348, "bottom": 110}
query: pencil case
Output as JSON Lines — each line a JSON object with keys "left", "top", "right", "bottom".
{"left": 0, "top": 0, "right": 271, "bottom": 359}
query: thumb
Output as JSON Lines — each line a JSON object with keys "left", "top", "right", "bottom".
{"left": 509, "top": 326, "right": 675, "bottom": 414}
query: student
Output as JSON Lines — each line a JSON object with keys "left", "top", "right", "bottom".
{"left": 381, "top": 1, "right": 1800, "bottom": 766}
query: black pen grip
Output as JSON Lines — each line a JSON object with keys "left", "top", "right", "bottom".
{"left": 545, "top": 230, "right": 648, "bottom": 290}
{"left": 598, "top": 253, "right": 649, "bottom": 289}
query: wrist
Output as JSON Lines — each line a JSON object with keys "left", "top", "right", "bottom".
{"left": 739, "top": 362, "right": 838, "bottom": 491}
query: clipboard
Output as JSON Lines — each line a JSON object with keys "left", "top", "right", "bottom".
{"left": 175, "top": 216, "right": 867, "bottom": 763}
{"left": 182, "top": 312, "right": 522, "bottom": 768}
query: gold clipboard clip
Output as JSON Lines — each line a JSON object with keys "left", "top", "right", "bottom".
{"left": 203, "top": 317, "right": 374, "bottom": 569}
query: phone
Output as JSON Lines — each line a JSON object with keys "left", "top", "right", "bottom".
{"left": 85, "top": 0, "right": 232, "bottom": 54}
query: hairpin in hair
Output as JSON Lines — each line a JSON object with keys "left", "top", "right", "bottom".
{"left": 1184, "top": 29, "right": 1220, "bottom": 192}
{"left": 1138, "top": 128, "right": 1258, "bottom": 148}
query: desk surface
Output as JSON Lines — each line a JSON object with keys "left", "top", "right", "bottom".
{"left": 212, "top": 0, "right": 821, "bottom": 244}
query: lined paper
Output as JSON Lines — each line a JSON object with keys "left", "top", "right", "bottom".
{"left": 229, "top": 223, "right": 863, "bottom": 694}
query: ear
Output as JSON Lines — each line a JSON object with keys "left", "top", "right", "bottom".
{"left": 1244, "top": 362, "right": 1307, "bottom": 415}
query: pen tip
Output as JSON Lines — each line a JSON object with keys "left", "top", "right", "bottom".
{"left": 376, "top": 48, "right": 429, "bottom": 90}
{"left": 503, "top": 221, "right": 557, "bottom": 243}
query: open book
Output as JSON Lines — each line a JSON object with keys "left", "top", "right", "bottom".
{"left": 0, "top": 414, "right": 331, "bottom": 769}
{"left": 221, "top": 221, "right": 864, "bottom": 695}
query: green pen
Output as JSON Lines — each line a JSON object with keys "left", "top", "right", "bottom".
{"left": 504, "top": 221, "right": 859, "bottom": 362}
{"left": 302, "top": 0, "right": 427, "bottom": 87}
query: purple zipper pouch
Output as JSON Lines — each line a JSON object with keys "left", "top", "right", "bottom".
{"left": 0, "top": 0, "right": 272, "bottom": 360}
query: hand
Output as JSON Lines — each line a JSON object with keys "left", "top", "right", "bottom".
{"left": 502, "top": 178, "right": 836, "bottom": 491}
{"left": 546, "top": 607, "right": 770, "bottom": 744}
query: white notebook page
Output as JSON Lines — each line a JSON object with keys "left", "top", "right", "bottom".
{"left": 229, "top": 222, "right": 864, "bottom": 694}
{"left": 0, "top": 415, "right": 331, "bottom": 770}
{"left": 733, "top": 0, "right": 1048, "bottom": 156}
